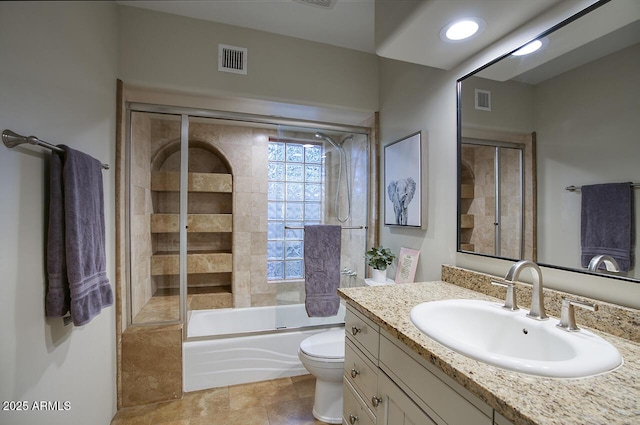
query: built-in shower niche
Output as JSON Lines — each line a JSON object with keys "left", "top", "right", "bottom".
{"left": 459, "top": 161, "right": 475, "bottom": 252}
{"left": 148, "top": 141, "right": 234, "bottom": 318}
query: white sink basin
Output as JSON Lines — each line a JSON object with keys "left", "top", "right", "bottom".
{"left": 410, "top": 299, "right": 622, "bottom": 378}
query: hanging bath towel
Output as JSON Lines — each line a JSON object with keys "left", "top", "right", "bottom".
{"left": 581, "top": 182, "right": 634, "bottom": 272}
{"left": 304, "top": 225, "right": 341, "bottom": 317}
{"left": 46, "top": 145, "right": 113, "bottom": 325}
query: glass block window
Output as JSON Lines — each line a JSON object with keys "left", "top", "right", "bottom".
{"left": 267, "top": 141, "right": 324, "bottom": 281}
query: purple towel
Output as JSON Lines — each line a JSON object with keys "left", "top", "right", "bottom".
{"left": 304, "top": 225, "right": 341, "bottom": 317}
{"left": 581, "top": 183, "right": 634, "bottom": 272}
{"left": 46, "top": 146, "right": 113, "bottom": 325}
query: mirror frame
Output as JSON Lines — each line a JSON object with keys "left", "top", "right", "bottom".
{"left": 456, "top": 0, "right": 639, "bottom": 284}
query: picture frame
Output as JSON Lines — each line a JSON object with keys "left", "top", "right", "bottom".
{"left": 384, "top": 132, "right": 423, "bottom": 228}
{"left": 395, "top": 247, "right": 420, "bottom": 284}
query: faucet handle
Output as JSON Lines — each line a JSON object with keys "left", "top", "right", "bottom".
{"left": 556, "top": 298, "right": 598, "bottom": 332}
{"left": 491, "top": 280, "right": 519, "bottom": 311}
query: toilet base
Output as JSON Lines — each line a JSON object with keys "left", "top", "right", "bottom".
{"left": 311, "top": 378, "right": 343, "bottom": 424}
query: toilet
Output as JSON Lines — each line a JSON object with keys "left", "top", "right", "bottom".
{"left": 298, "top": 328, "right": 345, "bottom": 424}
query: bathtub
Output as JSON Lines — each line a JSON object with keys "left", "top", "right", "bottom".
{"left": 184, "top": 303, "right": 346, "bottom": 392}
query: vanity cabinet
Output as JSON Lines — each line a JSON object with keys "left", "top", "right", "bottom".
{"left": 344, "top": 304, "right": 512, "bottom": 425}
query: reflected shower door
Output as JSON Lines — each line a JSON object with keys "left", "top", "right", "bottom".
{"left": 461, "top": 140, "right": 523, "bottom": 259}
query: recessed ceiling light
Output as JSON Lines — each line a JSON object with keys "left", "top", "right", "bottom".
{"left": 441, "top": 18, "right": 485, "bottom": 42}
{"left": 512, "top": 39, "right": 543, "bottom": 56}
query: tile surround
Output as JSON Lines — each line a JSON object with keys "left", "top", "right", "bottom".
{"left": 121, "top": 325, "right": 183, "bottom": 407}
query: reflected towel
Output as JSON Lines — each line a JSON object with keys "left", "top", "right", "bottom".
{"left": 46, "top": 146, "right": 113, "bottom": 325}
{"left": 304, "top": 225, "right": 341, "bottom": 317}
{"left": 581, "top": 183, "right": 634, "bottom": 272}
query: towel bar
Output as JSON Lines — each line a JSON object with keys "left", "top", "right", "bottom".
{"left": 285, "top": 225, "right": 366, "bottom": 230}
{"left": 565, "top": 183, "right": 639, "bottom": 192}
{"left": 3, "top": 129, "right": 109, "bottom": 170}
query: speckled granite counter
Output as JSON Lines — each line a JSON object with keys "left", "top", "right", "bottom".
{"left": 338, "top": 281, "right": 640, "bottom": 425}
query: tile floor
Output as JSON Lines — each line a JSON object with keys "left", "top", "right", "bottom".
{"left": 111, "top": 375, "right": 330, "bottom": 425}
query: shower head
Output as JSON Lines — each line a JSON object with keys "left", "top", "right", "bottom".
{"left": 315, "top": 132, "right": 340, "bottom": 149}
{"left": 315, "top": 132, "right": 352, "bottom": 149}
{"left": 341, "top": 135, "right": 354, "bottom": 145}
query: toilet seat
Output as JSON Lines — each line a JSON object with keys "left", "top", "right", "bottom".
{"left": 299, "top": 329, "right": 345, "bottom": 359}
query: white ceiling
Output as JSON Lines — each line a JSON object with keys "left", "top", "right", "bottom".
{"left": 117, "top": 0, "right": 563, "bottom": 70}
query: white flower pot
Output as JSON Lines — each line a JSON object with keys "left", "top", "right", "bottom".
{"left": 371, "top": 268, "right": 387, "bottom": 283}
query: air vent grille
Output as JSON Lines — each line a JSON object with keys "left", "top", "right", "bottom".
{"left": 218, "top": 44, "right": 247, "bottom": 75}
{"left": 475, "top": 89, "right": 491, "bottom": 111}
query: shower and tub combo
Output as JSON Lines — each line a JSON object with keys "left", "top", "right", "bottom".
{"left": 123, "top": 103, "right": 373, "bottom": 416}
{"left": 184, "top": 303, "right": 346, "bottom": 391}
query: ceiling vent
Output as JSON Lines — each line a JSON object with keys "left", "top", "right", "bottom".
{"left": 293, "top": 0, "right": 336, "bottom": 9}
{"left": 218, "top": 44, "right": 247, "bottom": 75}
{"left": 475, "top": 89, "right": 491, "bottom": 111}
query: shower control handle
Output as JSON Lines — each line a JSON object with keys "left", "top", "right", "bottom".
{"left": 350, "top": 368, "right": 360, "bottom": 378}
{"left": 371, "top": 395, "right": 383, "bottom": 407}
{"left": 351, "top": 326, "right": 361, "bottom": 336}
{"left": 349, "top": 414, "right": 358, "bottom": 424}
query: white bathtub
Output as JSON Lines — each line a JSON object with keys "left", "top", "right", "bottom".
{"left": 184, "top": 303, "right": 346, "bottom": 392}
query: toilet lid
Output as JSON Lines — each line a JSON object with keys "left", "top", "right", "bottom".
{"left": 300, "top": 329, "right": 345, "bottom": 359}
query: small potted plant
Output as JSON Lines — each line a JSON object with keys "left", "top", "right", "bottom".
{"left": 365, "top": 246, "right": 395, "bottom": 283}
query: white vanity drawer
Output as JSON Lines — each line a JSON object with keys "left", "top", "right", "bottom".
{"left": 379, "top": 333, "right": 492, "bottom": 425}
{"left": 344, "top": 339, "right": 379, "bottom": 413}
{"left": 345, "top": 305, "right": 380, "bottom": 362}
{"left": 343, "top": 378, "right": 375, "bottom": 425}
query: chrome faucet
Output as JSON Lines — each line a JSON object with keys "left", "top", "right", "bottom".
{"left": 588, "top": 255, "right": 620, "bottom": 273}
{"left": 504, "top": 260, "right": 548, "bottom": 320}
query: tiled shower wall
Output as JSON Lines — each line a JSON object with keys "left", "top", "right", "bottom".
{"left": 129, "top": 116, "right": 370, "bottom": 311}
{"left": 461, "top": 145, "right": 522, "bottom": 258}
{"left": 130, "top": 112, "right": 154, "bottom": 319}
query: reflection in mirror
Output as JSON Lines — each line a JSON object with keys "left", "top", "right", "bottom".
{"left": 458, "top": 0, "right": 640, "bottom": 281}
{"left": 460, "top": 140, "right": 525, "bottom": 259}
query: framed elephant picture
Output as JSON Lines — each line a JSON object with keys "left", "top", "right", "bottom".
{"left": 384, "top": 132, "right": 423, "bottom": 228}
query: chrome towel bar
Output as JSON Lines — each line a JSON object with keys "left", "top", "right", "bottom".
{"left": 2, "top": 129, "right": 109, "bottom": 170}
{"left": 565, "top": 183, "right": 639, "bottom": 192}
{"left": 284, "top": 225, "right": 366, "bottom": 230}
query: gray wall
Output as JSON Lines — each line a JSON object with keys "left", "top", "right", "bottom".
{"left": 536, "top": 43, "right": 640, "bottom": 274}
{"left": 118, "top": 5, "right": 379, "bottom": 113}
{"left": 0, "top": 2, "right": 118, "bottom": 425}
{"left": 378, "top": 0, "right": 640, "bottom": 308}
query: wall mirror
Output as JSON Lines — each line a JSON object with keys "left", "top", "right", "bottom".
{"left": 457, "top": 0, "right": 640, "bottom": 282}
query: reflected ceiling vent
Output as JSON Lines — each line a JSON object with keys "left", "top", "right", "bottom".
{"left": 218, "top": 44, "right": 247, "bottom": 75}
{"left": 293, "top": 0, "right": 336, "bottom": 9}
{"left": 475, "top": 89, "right": 491, "bottom": 111}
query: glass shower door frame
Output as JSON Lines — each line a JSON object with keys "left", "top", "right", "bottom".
{"left": 125, "top": 109, "right": 189, "bottom": 328}
{"left": 462, "top": 138, "right": 525, "bottom": 258}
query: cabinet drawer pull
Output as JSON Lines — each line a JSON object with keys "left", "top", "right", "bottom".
{"left": 349, "top": 414, "right": 359, "bottom": 424}
{"left": 351, "top": 326, "right": 361, "bottom": 336}
{"left": 372, "top": 395, "right": 383, "bottom": 407}
{"left": 350, "top": 368, "right": 360, "bottom": 378}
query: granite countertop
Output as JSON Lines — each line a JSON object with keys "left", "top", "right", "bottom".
{"left": 338, "top": 281, "right": 640, "bottom": 425}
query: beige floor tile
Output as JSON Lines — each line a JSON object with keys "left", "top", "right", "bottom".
{"left": 183, "top": 387, "right": 231, "bottom": 417}
{"left": 111, "top": 403, "right": 156, "bottom": 425}
{"left": 149, "top": 388, "right": 229, "bottom": 422}
{"left": 292, "top": 375, "right": 316, "bottom": 399}
{"left": 265, "top": 397, "right": 327, "bottom": 425}
{"left": 111, "top": 378, "right": 326, "bottom": 425}
{"left": 189, "top": 406, "right": 270, "bottom": 425}
{"left": 229, "top": 378, "right": 298, "bottom": 411}
{"left": 153, "top": 420, "right": 190, "bottom": 425}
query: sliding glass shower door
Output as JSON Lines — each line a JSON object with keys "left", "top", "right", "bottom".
{"left": 460, "top": 139, "right": 524, "bottom": 259}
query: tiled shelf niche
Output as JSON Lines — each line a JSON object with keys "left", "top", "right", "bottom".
{"left": 459, "top": 169, "right": 475, "bottom": 252}
{"left": 150, "top": 160, "right": 234, "bottom": 311}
